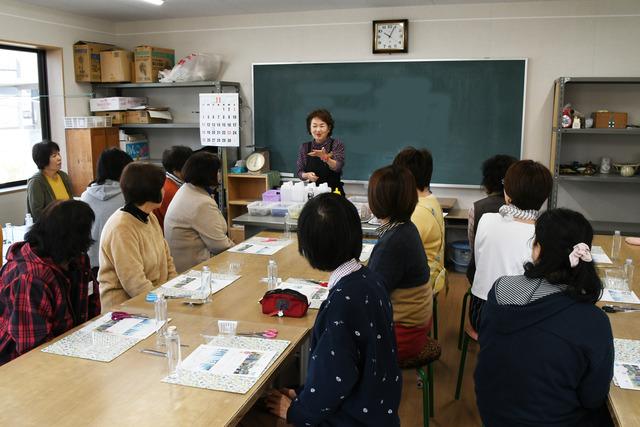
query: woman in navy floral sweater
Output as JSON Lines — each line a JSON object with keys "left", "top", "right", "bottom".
{"left": 266, "top": 193, "right": 402, "bottom": 426}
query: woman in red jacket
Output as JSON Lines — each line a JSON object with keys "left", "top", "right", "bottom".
{"left": 0, "top": 200, "right": 100, "bottom": 365}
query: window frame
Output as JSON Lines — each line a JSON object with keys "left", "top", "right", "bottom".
{"left": 0, "top": 44, "right": 51, "bottom": 189}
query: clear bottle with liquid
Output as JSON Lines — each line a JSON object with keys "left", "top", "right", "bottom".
{"left": 200, "top": 266, "right": 212, "bottom": 302}
{"left": 24, "top": 213, "right": 34, "bottom": 229}
{"left": 154, "top": 295, "right": 168, "bottom": 347}
{"left": 624, "top": 259, "right": 634, "bottom": 288}
{"left": 165, "top": 326, "right": 182, "bottom": 378}
{"left": 283, "top": 213, "right": 292, "bottom": 240}
{"left": 267, "top": 259, "right": 278, "bottom": 291}
{"left": 611, "top": 230, "right": 622, "bottom": 262}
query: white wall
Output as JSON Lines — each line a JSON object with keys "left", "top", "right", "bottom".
{"left": 0, "top": 0, "right": 116, "bottom": 224}
{"left": 2, "top": 0, "right": 640, "bottom": 223}
{"left": 111, "top": 0, "right": 640, "bottom": 207}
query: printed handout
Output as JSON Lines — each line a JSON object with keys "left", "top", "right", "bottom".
{"left": 228, "top": 237, "right": 292, "bottom": 256}
{"left": 180, "top": 344, "right": 277, "bottom": 378}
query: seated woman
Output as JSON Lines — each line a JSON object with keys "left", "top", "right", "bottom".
{"left": 27, "top": 140, "right": 74, "bottom": 221}
{"left": 80, "top": 148, "right": 133, "bottom": 271}
{"left": 98, "top": 162, "right": 177, "bottom": 311}
{"left": 164, "top": 151, "right": 234, "bottom": 273}
{"left": 470, "top": 160, "right": 552, "bottom": 331}
{"left": 393, "top": 147, "right": 446, "bottom": 294}
{"left": 153, "top": 145, "right": 193, "bottom": 230}
{"left": 476, "top": 208, "right": 613, "bottom": 427}
{"left": 367, "top": 165, "right": 431, "bottom": 364}
{"left": 296, "top": 109, "right": 346, "bottom": 195}
{"left": 0, "top": 200, "right": 100, "bottom": 366}
{"left": 266, "top": 193, "right": 401, "bottom": 426}
{"left": 466, "top": 154, "right": 517, "bottom": 284}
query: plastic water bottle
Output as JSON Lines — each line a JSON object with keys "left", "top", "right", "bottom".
{"left": 154, "top": 295, "right": 168, "bottom": 347}
{"left": 165, "top": 326, "right": 182, "bottom": 378}
{"left": 200, "top": 266, "right": 212, "bottom": 302}
{"left": 283, "top": 213, "right": 292, "bottom": 240}
{"left": 611, "top": 230, "right": 622, "bottom": 262}
{"left": 267, "top": 259, "right": 278, "bottom": 291}
{"left": 4, "top": 223, "right": 13, "bottom": 244}
{"left": 24, "top": 214, "right": 34, "bottom": 233}
{"left": 624, "top": 259, "right": 634, "bottom": 288}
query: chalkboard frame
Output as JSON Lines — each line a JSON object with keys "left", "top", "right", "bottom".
{"left": 252, "top": 58, "right": 527, "bottom": 187}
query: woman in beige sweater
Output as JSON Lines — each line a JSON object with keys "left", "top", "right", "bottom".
{"left": 98, "top": 162, "right": 177, "bottom": 311}
{"left": 164, "top": 152, "right": 234, "bottom": 273}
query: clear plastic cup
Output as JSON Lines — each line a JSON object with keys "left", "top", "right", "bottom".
{"left": 217, "top": 320, "right": 237, "bottom": 336}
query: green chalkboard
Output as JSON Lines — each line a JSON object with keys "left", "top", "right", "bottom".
{"left": 253, "top": 60, "right": 525, "bottom": 185}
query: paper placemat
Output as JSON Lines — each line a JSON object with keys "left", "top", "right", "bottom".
{"left": 162, "top": 335, "right": 290, "bottom": 393}
{"left": 157, "top": 271, "right": 241, "bottom": 298}
{"left": 42, "top": 313, "right": 163, "bottom": 362}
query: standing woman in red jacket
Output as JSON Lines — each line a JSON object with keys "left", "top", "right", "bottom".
{"left": 0, "top": 200, "right": 100, "bottom": 365}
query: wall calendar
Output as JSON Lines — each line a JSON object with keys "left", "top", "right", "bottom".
{"left": 199, "top": 93, "right": 239, "bottom": 147}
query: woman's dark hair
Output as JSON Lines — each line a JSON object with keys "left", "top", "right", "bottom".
{"left": 482, "top": 154, "right": 517, "bottom": 194}
{"left": 25, "top": 200, "right": 95, "bottom": 264}
{"left": 504, "top": 160, "right": 553, "bottom": 211}
{"left": 298, "top": 193, "right": 363, "bottom": 271}
{"left": 120, "top": 162, "right": 165, "bottom": 205}
{"left": 95, "top": 148, "right": 133, "bottom": 185}
{"left": 306, "top": 109, "right": 334, "bottom": 136}
{"left": 161, "top": 145, "right": 193, "bottom": 175}
{"left": 368, "top": 165, "right": 418, "bottom": 223}
{"left": 182, "top": 152, "right": 220, "bottom": 188}
{"left": 32, "top": 140, "right": 61, "bottom": 170}
{"left": 392, "top": 146, "right": 433, "bottom": 191}
{"left": 524, "top": 208, "right": 602, "bottom": 303}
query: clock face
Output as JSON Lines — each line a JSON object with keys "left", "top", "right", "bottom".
{"left": 246, "top": 152, "right": 265, "bottom": 172}
{"left": 373, "top": 19, "right": 408, "bottom": 53}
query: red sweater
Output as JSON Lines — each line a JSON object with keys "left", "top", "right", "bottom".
{"left": 153, "top": 175, "right": 181, "bottom": 232}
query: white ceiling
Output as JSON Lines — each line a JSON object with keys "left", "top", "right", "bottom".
{"left": 19, "top": 0, "right": 553, "bottom": 22}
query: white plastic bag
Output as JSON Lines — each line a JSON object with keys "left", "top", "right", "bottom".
{"left": 158, "top": 53, "right": 222, "bottom": 83}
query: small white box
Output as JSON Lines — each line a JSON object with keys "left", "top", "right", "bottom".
{"left": 89, "top": 97, "right": 147, "bottom": 112}
{"left": 64, "top": 116, "right": 112, "bottom": 128}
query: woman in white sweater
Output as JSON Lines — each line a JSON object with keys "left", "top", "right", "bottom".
{"left": 164, "top": 151, "right": 234, "bottom": 273}
{"left": 470, "top": 160, "right": 552, "bottom": 331}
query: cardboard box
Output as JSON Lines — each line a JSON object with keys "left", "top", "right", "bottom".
{"left": 73, "top": 41, "right": 114, "bottom": 82}
{"left": 593, "top": 111, "right": 628, "bottom": 129}
{"left": 134, "top": 46, "right": 175, "bottom": 83}
{"left": 119, "top": 131, "right": 146, "bottom": 142}
{"left": 95, "top": 111, "right": 126, "bottom": 125}
{"left": 90, "top": 97, "right": 146, "bottom": 112}
{"left": 120, "top": 140, "right": 150, "bottom": 161}
{"left": 125, "top": 109, "right": 171, "bottom": 124}
{"left": 100, "top": 50, "right": 133, "bottom": 82}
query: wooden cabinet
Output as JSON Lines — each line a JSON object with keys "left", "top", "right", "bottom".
{"left": 226, "top": 173, "right": 279, "bottom": 228}
{"left": 65, "top": 127, "right": 119, "bottom": 196}
{"left": 550, "top": 77, "right": 640, "bottom": 235}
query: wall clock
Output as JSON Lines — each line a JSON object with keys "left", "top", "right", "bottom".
{"left": 372, "top": 19, "right": 408, "bottom": 54}
{"left": 246, "top": 152, "right": 266, "bottom": 173}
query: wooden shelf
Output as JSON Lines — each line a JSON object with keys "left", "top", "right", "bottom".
{"left": 557, "top": 174, "right": 640, "bottom": 184}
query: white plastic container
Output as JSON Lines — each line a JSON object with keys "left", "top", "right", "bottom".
{"left": 247, "top": 201, "right": 274, "bottom": 216}
{"left": 293, "top": 181, "right": 306, "bottom": 202}
{"left": 271, "top": 202, "right": 294, "bottom": 217}
{"left": 280, "top": 181, "right": 293, "bottom": 203}
{"left": 64, "top": 116, "right": 112, "bottom": 129}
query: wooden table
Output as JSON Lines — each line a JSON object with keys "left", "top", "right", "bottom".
{"left": 0, "top": 232, "right": 320, "bottom": 427}
{"left": 593, "top": 235, "right": 640, "bottom": 427}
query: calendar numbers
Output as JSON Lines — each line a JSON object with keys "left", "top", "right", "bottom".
{"left": 199, "top": 93, "right": 240, "bottom": 147}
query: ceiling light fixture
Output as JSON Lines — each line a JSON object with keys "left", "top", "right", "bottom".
{"left": 140, "top": 0, "right": 165, "bottom": 5}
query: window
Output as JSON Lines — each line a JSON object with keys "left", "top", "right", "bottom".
{"left": 0, "top": 45, "right": 50, "bottom": 189}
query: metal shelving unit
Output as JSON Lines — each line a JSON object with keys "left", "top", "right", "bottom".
{"left": 550, "top": 77, "right": 640, "bottom": 235}
{"left": 91, "top": 80, "right": 241, "bottom": 214}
